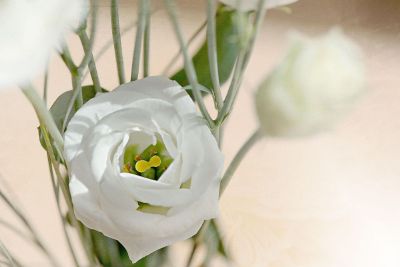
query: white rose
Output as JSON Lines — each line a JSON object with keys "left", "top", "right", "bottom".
{"left": 255, "top": 28, "right": 366, "bottom": 137}
{"left": 220, "top": 0, "right": 298, "bottom": 11}
{"left": 0, "top": 0, "right": 89, "bottom": 89}
{"left": 64, "top": 76, "right": 224, "bottom": 262}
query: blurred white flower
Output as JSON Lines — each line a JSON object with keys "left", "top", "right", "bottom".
{"left": 255, "top": 28, "right": 366, "bottom": 137}
{"left": 0, "top": 0, "right": 89, "bottom": 89}
{"left": 220, "top": 0, "right": 298, "bottom": 11}
{"left": 64, "top": 76, "right": 224, "bottom": 263}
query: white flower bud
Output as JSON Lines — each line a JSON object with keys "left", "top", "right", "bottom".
{"left": 255, "top": 28, "right": 367, "bottom": 137}
{"left": 220, "top": 0, "right": 298, "bottom": 11}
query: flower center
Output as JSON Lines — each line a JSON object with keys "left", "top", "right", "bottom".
{"left": 121, "top": 140, "right": 173, "bottom": 180}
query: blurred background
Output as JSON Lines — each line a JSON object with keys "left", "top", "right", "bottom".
{"left": 1, "top": 0, "right": 400, "bottom": 266}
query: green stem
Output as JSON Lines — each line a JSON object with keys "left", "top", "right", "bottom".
{"left": 62, "top": 72, "right": 83, "bottom": 132}
{"left": 220, "top": 128, "right": 263, "bottom": 194}
{"left": 21, "top": 86, "right": 64, "bottom": 150}
{"left": 206, "top": 0, "right": 223, "bottom": 110}
{"left": 43, "top": 70, "right": 49, "bottom": 104}
{"left": 79, "top": 30, "right": 101, "bottom": 93}
{"left": 216, "top": 0, "right": 267, "bottom": 125}
{"left": 0, "top": 187, "right": 61, "bottom": 267}
{"left": 162, "top": 20, "right": 207, "bottom": 76}
{"left": 0, "top": 240, "right": 17, "bottom": 267}
{"left": 164, "top": 0, "right": 215, "bottom": 128}
{"left": 41, "top": 127, "right": 98, "bottom": 266}
{"left": 143, "top": 4, "right": 151, "bottom": 77}
{"left": 111, "top": 0, "right": 126, "bottom": 84}
{"left": 78, "top": 2, "right": 98, "bottom": 72}
{"left": 46, "top": 154, "right": 81, "bottom": 267}
{"left": 131, "top": 0, "right": 148, "bottom": 81}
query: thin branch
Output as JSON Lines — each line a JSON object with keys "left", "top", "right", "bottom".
{"left": 162, "top": 20, "right": 207, "bottom": 76}
{"left": 131, "top": 0, "right": 148, "bottom": 81}
{"left": 206, "top": 0, "right": 223, "bottom": 110}
{"left": 216, "top": 0, "right": 267, "bottom": 125}
{"left": 143, "top": 3, "right": 151, "bottom": 78}
{"left": 61, "top": 72, "right": 83, "bottom": 132}
{"left": 79, "top": 31, "right": 101, "bottom": 93}
{"left": 46, "top": 154, "right": 80, "bottom": 267}
{"left": 111, "top": 0, "right": 126, "bottom": 84}
{"left": 0, "top": 186, "right": 61, "bottom": 267}
{"left": 220, "top": 128, "right": 263, "bottom": 194}
{"left": 20, "top": 86, "right": 64, "bottom": 150}
{"left": 0, "top": 240, "right": 17, "bottom": 267}
{"left": 164, "top": 0, "right": 215, "bottom": 127}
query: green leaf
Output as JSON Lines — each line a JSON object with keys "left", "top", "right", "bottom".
{"left": 171, "top": 8, "right": 247, "bottom": 92}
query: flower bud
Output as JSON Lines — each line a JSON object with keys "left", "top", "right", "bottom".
{"left": 255, "top": 28, "right": 366, "bottom": 137}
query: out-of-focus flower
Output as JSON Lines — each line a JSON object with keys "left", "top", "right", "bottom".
{"left": 255, "top": 28, "right": 366, "bottom": 137}
{"left": 64, "top": 76, "right": 224, "bottom": 263}
{"left": 0, "top": 0, "right": 89, "bottom": 89}
{"left": 220, "top": 0, "right": 298, "bottom": 12}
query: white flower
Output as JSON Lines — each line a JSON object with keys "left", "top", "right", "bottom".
{"left": 220, "top": 0, "right": 298, "bottom": 11}
{"left": 0, "top": 0, "right": 88, "bottom": 89}
{"left": 64, "top": 76, "right": 224, "bottom": 262}
{"left": 255, "top": 28, "right": 366, "bottom": 137}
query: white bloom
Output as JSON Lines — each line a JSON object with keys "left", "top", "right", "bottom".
{"left": 220, "top": 0, "right": 298, "bottom": 11}
{"left": 0, "top": 0, "right": 88, "bottom": 89}
{"left": 64, "top": 76, "right": 224, "bottom": 262}
{"left": 255, "top": 28, "right": 366, "bottom": 137}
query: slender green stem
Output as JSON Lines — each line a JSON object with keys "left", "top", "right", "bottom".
{"left": 184, "top": 220, "right": 211, "bottom": 267}
{"left": 79, "top": 30, "right": 101, "bottom": 93}
{"left": 143, "top": 4, "right": 151, "bottom": 78}
{"left": 111, "top": 0, "right": 126, "bottom": 84}
{"left": 43, "top": 70, "right": 49, "bottom": 104}
{"left": 0, "top": 240, "right": 17, "bottom": 267}
{"left": 46, "top": 154, "right": 80, "bottom": 267}
{"left": 0, "top": 188, "right": 61, "bottom": 267}
{"left": 78, "top": 2, "right": 98, "bottom": 72}
{"left": 216, "top": 0, "right": 267, "bottom": 125}
{"left": 62, "top": 72, "right": 83, "bottom": 132}
{"left": 131, "top": 0, "right": 148, "bottom": 81}
{"left": 20, "top": 86, "right": 64, "bottom": 150}
{"left": 164, "top": 0, "right": 214, "bottom": 127}
{"left": 60, "top": 47, "right": 78, "bottom": 72}
{"left": 162, "top": 20, "right": 207, "bottom": 76}
{"left": 206, "top": 0, "right": 223, "bottom": 110}
{"left": 220, "top": 128, "right": 263, "bottom": 194}
{"left": 41, "top": 127, "right": 98, "bottom": 266}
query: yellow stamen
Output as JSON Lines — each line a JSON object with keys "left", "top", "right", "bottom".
{"left": 135, "top": 155, "right": 162, "bottom": 173}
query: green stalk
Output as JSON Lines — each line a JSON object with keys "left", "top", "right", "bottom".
{"left": 162, "top": 20, "right": 207, "bottom": 75}
{"left": 206, "top": 0, "right": 223, "bottom": 110}
{"left": 78, "top": 2, "right": 98, "bottom": 73}
{"left": 111, "top": 0, "right": 126, "bottom": 84}
{"left": 79, "top": 30, "right": 101, "bottom": 93}
{"left": 0, "top": 187, "right": 61, "bottom": 267}
{"left": 220, "top": 128, "right": 263, "bottom": 194}
{"left": 21, "top": 86, "right": 64, "bottom": 150}
{"left": 164, "top": 0, "right": 214, "bottom": 127}
{"left": 143, "top": 4, "right": 151, "bottom": 78}
{"left": 0, "top": 240, "right": 17, "bottom": 267}
{"left": 46, "top": 154, "right": 81, "bottom": 267}
{"left": 62, "top": 72, "right": 83, "bottom": 132}
{"left": 131, "top": 0, "right": 148, "bottom": 81}
{"left": 41, "top": 127, "right": 98, "bottom": 266}
{"left": 216, "top": 0, "right": 267, "bottom": 125}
